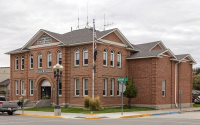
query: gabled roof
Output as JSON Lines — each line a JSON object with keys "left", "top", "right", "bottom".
{"left": 6, "top": 28, "right": 133, "bottom": 54}
{"left": 175, "top": 54, "right": 197, "bottom": 64}
{"left": 0, "top": 79, "right": 10, "bottom": 86}
{"left": 127, "top": 41, "right": 173, "bottom": 59}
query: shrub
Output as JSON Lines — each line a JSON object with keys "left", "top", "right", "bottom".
{"left": 89, "top": 96, "right": 103, "bottom": 111}
{"left": 84, "top": 96, "right": 90, "bottom": 108}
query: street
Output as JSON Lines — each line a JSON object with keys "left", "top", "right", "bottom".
{"left": 0, "top": 111, "right": 200, "bottom": 125}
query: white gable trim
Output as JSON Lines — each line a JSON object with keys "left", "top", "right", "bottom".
{"left": 21, "top": 29, "right": 63, "bottom": 50}
{"left": 28, "top": 42, "right": 61, "bottom": 49}
{"left": 100, "top": 39, "right": 127, "bottom": 47}
{"left": 179, "top": 54, "right": 197, "bottom": 64}
{"left": 150, "top": 41, "right": 167, "bottom": 51}
{"left": 98, "top": 28, "right": 134, "bottom": 49}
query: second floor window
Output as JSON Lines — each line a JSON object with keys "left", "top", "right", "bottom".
{"left": 15, "top": 57, "right": 18, "bottom": 70}
{"left": 75, "top": 49, "right": 79, "bottom": 66}
{"left": 103, "top": 49, "right": 107, "bottom": 66}
{"left": 38, "top": 53, "right": 42, "bottom": 68}
{"left": 21, "top": 56, "right": 24, "bottom": 70}
{"left": 57, "top": 51, "right": 62, "bottom": 65}
{"left": 117, "top": 52, "right": 121, "bottom": 68}
{"left": 83, "top": 48, "right": 88, "bottom": 65}
{"left": 111, "top": 51, "right": 114, "bottom": 67}
{"left": 47, "top": 52, "right": 52, "bottom": 67}
{"left": 30, "top": 54, "right": 33, "bottom": 69}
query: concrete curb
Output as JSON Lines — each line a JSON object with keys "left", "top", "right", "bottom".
{"left": 20, "top": 114, "right": 67, "bottom": 119}
{"left": 85, "top": 117, "right": 101, "bottom": 119}
{"left": 119, "top": 112, "right": 181, "bottom": 119}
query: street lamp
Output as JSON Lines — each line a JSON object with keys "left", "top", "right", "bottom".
{"left": 53, "top": 63, "right": 63, "bottom": 116}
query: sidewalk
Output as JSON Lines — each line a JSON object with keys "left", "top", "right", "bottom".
{"left": 15, "top": 107, "right": 200, "bottom": 119}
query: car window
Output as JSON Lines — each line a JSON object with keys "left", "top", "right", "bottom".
{"left": 0, "top": 97, "right": 6, "bottom": 101}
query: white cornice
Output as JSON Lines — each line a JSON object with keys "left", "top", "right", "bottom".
{"left": 28, "top": 42, "right": 61, "bottom": 49}
{"left": 100, "top": 39, "right": 127, "bottom": 47}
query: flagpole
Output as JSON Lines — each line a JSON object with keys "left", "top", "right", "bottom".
{"left": 92, "top": 19, "right": 95, "bottom": 99}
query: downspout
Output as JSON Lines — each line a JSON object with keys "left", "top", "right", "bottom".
{"left": 175, "top": 61, "right": 180, "bottom": 107}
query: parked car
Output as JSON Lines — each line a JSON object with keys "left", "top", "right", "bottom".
{"left": 194, "top": 96, "right": 200, "bottom": 104}
{"left": 0, "top": 96, "right": 18, "bottom": 115}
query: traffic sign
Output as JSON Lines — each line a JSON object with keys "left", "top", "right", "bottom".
{"left": 119, "top": 81, "right": 126, "bottom": 84}
{"left": 117, "top": 78, "right": 128, "bottom": 82}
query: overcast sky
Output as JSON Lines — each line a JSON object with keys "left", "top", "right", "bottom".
{"left": 0, "top": 0, "right": 200, "bottom": 67}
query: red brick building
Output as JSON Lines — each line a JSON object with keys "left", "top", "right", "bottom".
{"left": 6, "top": 28, "right": 196, "bottom": 109}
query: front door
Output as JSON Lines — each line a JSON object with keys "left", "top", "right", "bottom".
{"left": 41, "top": 86, "right": 51, "bottom": 99}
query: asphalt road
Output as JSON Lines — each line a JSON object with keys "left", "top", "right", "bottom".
{"left": 0, "top": 112, "right": 200, "bottom": 125}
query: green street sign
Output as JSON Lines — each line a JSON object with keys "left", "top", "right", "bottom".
{"left": 119, "top": 81, "right": 126, "bottom": 84}
{"left": 117, "top": 78, "right": 128, "bottom": 82}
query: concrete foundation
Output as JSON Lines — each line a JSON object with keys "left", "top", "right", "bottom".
{"left": 54, "top": 108, "right": 61, "bottom": 116}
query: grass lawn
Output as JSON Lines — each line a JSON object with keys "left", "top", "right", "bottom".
{"left": 22, "top": 106, "right": 156, "bottom": 113}
{"left": 193, "top": 104, "right": 200, "bottom": 107}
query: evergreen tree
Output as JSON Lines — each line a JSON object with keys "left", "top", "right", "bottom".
{"left": 123, "top": 77, "right": 138, "bottom": 109}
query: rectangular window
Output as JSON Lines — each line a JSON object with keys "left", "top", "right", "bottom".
{"left": 75, "top": 78, "right": 79, "bottom": 96}
{"left": 83, "top": 49, "right": 88, "bottom": 65}
{"left": 110, "top": 78, "right": 114, "bottom": 96}
{"left": 47, "top": 52, "right": 52, "bottom": 67}
{"left": 162, "top": 80, "right": 166, "bottom": 97}
{"left": 15, "top": 57, "right": 18, "bottom": 70}
{"left": 21, "top": 56, "right": 24, "bottom": 70}
{"left": 30, "top": 55, "right": 33, "bottom": 69}
{"left": 83, "top": 78, "right": 88, "bottom": 96}
{"left": 103, "top": 78, "right": 107, "bottom": 96}
{"left": 103, "top": 50, "right": 107, "bottom": 66}
{"left": 117, "top": 52, "right": 121, "bottom": 68}
{"left": 75, "top": 50, "right": 79, "bottom": 66}
{"left": 21, "top": 80, "right": 24, "bottom": 95}
{"left": 30, "top": 80, "right": 33, "bottom": 95}
{"left": 110, "top": 51, "right": 114, "bottom": 67}
{"left": 38, "top": 53, "right": 42, "bottom": 68}
{"left": 59, "top": 81, "right": 62, "bottom": 95}
{"left": 117, "top": 81, "right": 121, "bottom": 96}
{"left": 15, "top": 80, "right": 18, "bottom": 95}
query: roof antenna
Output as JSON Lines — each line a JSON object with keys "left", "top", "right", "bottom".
{"left": 86, "top": 2, "right": 89, "bottom": 28}
{"left": 104, "top": 13, "right": 114, "bottom": 31}
{"left": 77, "top": 11, "right": 79, "bottom": 29}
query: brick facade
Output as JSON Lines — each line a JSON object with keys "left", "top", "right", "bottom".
{"left": 8, "top": 29, "right": 194, "bottom": 109}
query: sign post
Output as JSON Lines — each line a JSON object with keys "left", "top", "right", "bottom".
{"left": 179, "top": 90, "right": 182, "bottom": 113}
{"left": 117, "top": 78, "right": 128, "bottom": 115}
{"left": 22, "top": 90, "right": 26, "bottom": 114}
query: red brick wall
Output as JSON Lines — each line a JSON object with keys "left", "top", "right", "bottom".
{"left": 102, "top": 32, "right": 124, "bottom": 44}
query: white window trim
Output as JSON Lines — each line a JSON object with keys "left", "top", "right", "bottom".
{"left": 29, "top": 55, "right": 33, "bottom": 69}
{"left": 74, "top": 49, "right": 79, "bottom": 66}
{"left": 117, "top": 52, "right": 121, "bottom": 68}
{"left": 47, "top": 52, "right": 52, "bottom": 68}
{"left": 103, "top": 49, "right": 107, "bottom": 66}
{"left": 30, "top": 80, "right": 33, "bottom": 96}
{"left": 38, "top": 53, "right": 42, "bottom": 68}
{"left": 162, "top": 80, "right": 166, "bottom": 97}
{"left": 83, "top": 49, "right": 88, "bottom": 65}
{"left": 15, "top": 57, "right": 18, "bottom": 70}
{"left": 21, "top": 56, "right": 24, "bottom": 70}
{"left": 103, "top": 78, "right": 107, "bottom": 96}
{"left": 83, "top": 78, "right": 88, "bottom": 96}
{"left": 21, "top": 80, "right": 24, "bottom": 95}
{"left": 75, "top": 78, "right": 79, "bottom": 96}
{"left": 111, "top": 51, "right": 114, "bottom": 67}
{"left": 110, "top": 79, "right": 114, "bottom": 96}
{"left": 15, "top": 80, "right": 18, "bottom": 95}
{"left": 57, "top": 51, "right": 62, "bottom": 65}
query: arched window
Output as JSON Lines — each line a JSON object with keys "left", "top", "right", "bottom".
{"left": 117, "top": 52, "right": 121, "bottom": 68}
{"left": 47, "top": 52, "right": 52, "bottom": 67}
{"left": 111, "top": 50, "right": 114, "bottom": 67}
{"left": 57, "top": 51, "right": 62, "bottom": 65}
{"left": 83, "top": 48, "right": 88, "bottom": 65}
{"left": 74, "top": 49, "right": 79, "bottom": 66}
{"left": 103, "top": 49, "right": 107, "bottom": 66}
{"left": 29, "top": 54, "right": 33, "bottom": 69}
{"left": 38, "top": 53, "right": 42, "bottom": 68}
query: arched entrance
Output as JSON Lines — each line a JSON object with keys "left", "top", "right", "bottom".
{"left": 41, "top": 80, "right": 51, "bottom": 99}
